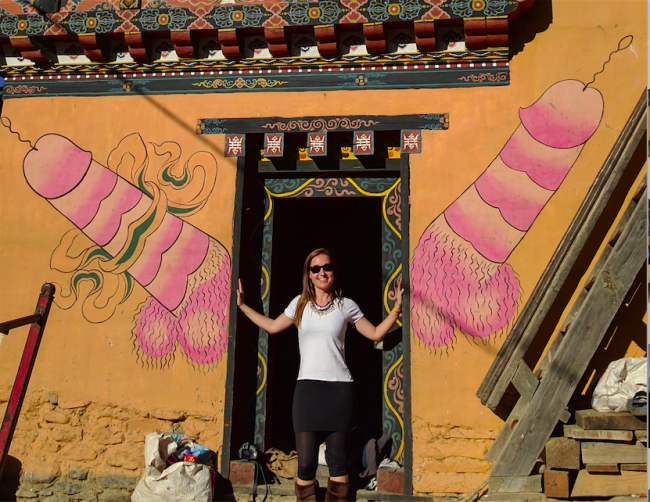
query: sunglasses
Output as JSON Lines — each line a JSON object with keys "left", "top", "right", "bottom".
{"left": 309, "top": 264, "right": 333, "bottom": 274}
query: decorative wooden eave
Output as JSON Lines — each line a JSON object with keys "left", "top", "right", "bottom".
{"left": 0, "top": 0, "right": 534, "bottom": 96}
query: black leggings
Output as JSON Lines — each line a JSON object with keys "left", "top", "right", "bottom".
{"left": 296, "top": 431, "right": 349, "bottom": 480}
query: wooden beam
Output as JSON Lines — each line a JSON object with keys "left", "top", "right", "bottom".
{"left": 485, "top": 398, "right": 526, "bottom": 462}
{"left": 477, "top": 91, "right": 647, "bottom": 410}
{"left": 621, "top": 464, "right": 646, "bottom": 472}
{"left": 545, "top": 438, "right": 580, "bottom": 470}
{"left": 571, "top": 470, "right": 646, "bottom": 497}
{"left": 489, "top": 185, "right": 647, "bottom": 477}
{"left": 575, "top": 410, "right": 647, "bottom": 431}
{"left": 512, "top": 361, "right": 539, "bottom": 402}
{"left": 543, "top": 470, "right": 570, "bottom": 498}
{"left": 585, "top": 464, "right": 619, "bottom": 474}
{"left": 564, "top": 425, "right": 633, "bottom": 442}
{"left": 581, "top": 442, "right": 646, "bottom": 464}
{"left": 489, "top": 475, "right": 542, "bottom": 493}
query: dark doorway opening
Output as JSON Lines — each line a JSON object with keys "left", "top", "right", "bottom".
{"left": 266, "top": 196, "right": 384, "bottom": 453}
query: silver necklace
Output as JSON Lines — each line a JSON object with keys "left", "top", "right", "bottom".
{"left": 309, "top": 300, "right": 335, "bottom": 316}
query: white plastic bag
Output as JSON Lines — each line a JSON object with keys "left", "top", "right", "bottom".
{"left": 131, "top": 433, "right": 213, "bottom": 502}
{"left": 592, "top": 357, "right": 647, "bottom": 412}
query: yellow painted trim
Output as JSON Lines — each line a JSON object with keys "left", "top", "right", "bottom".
{"left": 261, "top": 265, "right": 270, "bottom": 301}
{"left": 263, "top": 189, "right": 274, "bottom": 221}
{"left": 383, "top": 263, "right": 403, "bottom": 314}
{"left": 347, "top": 178, "right": 400, "bottom": 197}
{"left": 383, "top": 354, "right": 405, "bottom": 459}
{"left": 256, "top": 352, "right": 268, "bottom": 395}
{"left": 382, "top": 188, "right": 402, "bottom": 239}
{"left": 266, "top": 179, "right": 316, "bottom": 199}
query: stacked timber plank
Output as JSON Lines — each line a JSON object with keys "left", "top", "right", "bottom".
{"left": 543, "top": 410, "right": 647, "bottom": 498}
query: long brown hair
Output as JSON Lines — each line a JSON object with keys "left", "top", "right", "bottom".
{"left": 293, "top": 248, "right": 342, "bottom": 328}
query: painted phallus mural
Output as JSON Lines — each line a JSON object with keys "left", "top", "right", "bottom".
{"left": 21, "top": 133, "right": 231, "bottom": 368}
{"left": 411, "top": 79, "right": 605, "bottom": 350}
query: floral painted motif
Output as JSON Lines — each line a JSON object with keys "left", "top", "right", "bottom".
{"left": 0, "top": 13, "right": 49, "bottom": 36}
{"left": 137, "top": 8, "right": 190, "bottom": 30}
{"left": 64, "top": 10, "right": 119, "bottom": 34}
{"left": 367, "top": 0, "right": 421, "bottom": 21}
{"left": 209, "top": 4, "right": 264, "bottom": 27}
{"left": 192, "top": 77, "right": 289, "bottom": 89}
{"left": 3, "top": 84, "right": 47, "bottom": 94}
{"left": 0, "top": 0, "right": 524, "bottom": 36}
{"left": 288, "top": 1, "right": 341, "bottom": 25}
{"left": 448, "top": 0, "right": 508, "bottom": 17}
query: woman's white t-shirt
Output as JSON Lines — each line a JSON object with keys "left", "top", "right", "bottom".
{"left": 284, "top": 296, "right": 364, "bottom": 382}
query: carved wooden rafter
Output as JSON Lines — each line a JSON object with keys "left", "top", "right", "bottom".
{"left": 0, "top": 1, "right": 534, "bottom": 66}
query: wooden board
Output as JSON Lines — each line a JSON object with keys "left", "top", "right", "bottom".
{"left": 634, "top": 430, "right": 646, "bottom": 442}
{"left": 571, "top": 470, "right": 646, "bottom": 497}
{"left": 575, "top": 410, "right": 647, "bottom": 431}
{"left": 564, "top": 425, "right": 633, "bottom": 441}
{"left": 512, "top": 361, "right": 539, "bottom": 402}
{"left": 543, "top": 470, "right": 570, "bottom": 498}
{"left": 545, "top": 438, "right": 580, "bottom": 470}
{"left": 481, "top": 494, "right": 546, "bottom": 502}
{"left": 581, "top": 442, "right": 646, "bottom": 464}
{"left": 489, "top": 475, "right": 542, "bottom": 494}
{"left": 621, "top": 464, "right": 647, "bottom": 471}
{"left": 585, "top": 464, "right": 619, "bottom": 474}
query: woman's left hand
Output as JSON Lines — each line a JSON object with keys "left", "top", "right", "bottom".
{"left": 393, "top": 275, "right": 405, "bottom": 314}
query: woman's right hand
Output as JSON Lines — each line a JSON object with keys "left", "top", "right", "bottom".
{"left": 236, "top": 278, "right": 245, "bottom": 307}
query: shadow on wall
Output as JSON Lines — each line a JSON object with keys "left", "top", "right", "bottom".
{"left": 510, "top": 0, "right": 554, "bottom": 58}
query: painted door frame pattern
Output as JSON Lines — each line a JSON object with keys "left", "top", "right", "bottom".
{"left": 252, "top": 176, "right": 407, "bottom": 459}
{"left": 222, "top": 144, "right": 415, "bottom": 494}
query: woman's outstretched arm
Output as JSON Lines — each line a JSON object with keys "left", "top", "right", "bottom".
{"left": 355, "top": 276, "right": 405, "bottom": 342}
{"left": 237, "top": 279, "right": 294, "bottom": 335}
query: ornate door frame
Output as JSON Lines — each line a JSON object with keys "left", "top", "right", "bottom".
{"left": 252, "top": 176, "right": 407, "bottom": 460}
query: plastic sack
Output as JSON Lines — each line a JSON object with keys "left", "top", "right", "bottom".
{"left": 131, "top": 433, "right": 213, "bottom": 502}
{"left": 592, "top": 357, "right": 647, "bottom": 412}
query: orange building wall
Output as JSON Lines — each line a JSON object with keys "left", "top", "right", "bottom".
{"left": 0, "top": 0, "right": 646, "bottom": 492}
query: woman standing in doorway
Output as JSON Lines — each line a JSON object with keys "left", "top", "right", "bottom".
{"left": 237, "top": 248, "right": 404, "bottom": 502}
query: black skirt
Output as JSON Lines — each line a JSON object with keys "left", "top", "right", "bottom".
{"left": 292, "top": 380, "right": 357, "bottom": 433}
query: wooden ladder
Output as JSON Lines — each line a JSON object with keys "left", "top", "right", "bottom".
{"left": 0, "top": 283, "right": 56, "bottom": 480}
{"left": 476, "top": 90, "right": 648, "bottom": 478}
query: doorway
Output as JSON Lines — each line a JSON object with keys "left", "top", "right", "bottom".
{"left": 266, "top": 196, "right": 384, "bottom": 452}
{"left": 243, "top": 176, "right": 405, "bottom": 461}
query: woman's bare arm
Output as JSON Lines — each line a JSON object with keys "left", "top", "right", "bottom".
{"left": 354, "top": 276, "right": 404, "bottom": 342}
{"left": 236, "top": 279, "right": 294, "bottom": 334}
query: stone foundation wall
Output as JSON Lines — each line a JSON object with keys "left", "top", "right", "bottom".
{"left": 0, "top": 388, "right": 224, "bottom": 502}
{"left": 412, "top": 416, "right": 497, "bottom": 495}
